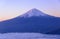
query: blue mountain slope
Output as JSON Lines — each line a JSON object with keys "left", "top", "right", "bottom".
{"left": 0, "top": 8, "right": 60, "bottom": 34}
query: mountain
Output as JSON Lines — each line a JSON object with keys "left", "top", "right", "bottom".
{"left": 0, "top": 8, "right": 60, "bottom": 34}
{"left": 20, "top": 8, "right": 51, "bottom": 18}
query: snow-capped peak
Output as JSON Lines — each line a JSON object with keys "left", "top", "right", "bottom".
{"left": 20, "top": 8, "right": 49, "bottom": 18}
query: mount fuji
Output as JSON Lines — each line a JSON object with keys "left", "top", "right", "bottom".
{"left": 0, "top": 8, "right": 60, "bottom": 34}
{"left": 20, "top": 8, "right": 51, "bottom": 18}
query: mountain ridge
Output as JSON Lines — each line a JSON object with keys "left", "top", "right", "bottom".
{"left": 0, "top": 8, "right": 59, "bottom": 22}
{"left": 20, "top": 8, "right": 55, "bottom": 18}
{"left": 0, "top": 8, "right": 60, "bottom": 35}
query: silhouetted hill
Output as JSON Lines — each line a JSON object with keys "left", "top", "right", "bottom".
{"left": 0, "top": 8, "right": 60, "bottom": 34}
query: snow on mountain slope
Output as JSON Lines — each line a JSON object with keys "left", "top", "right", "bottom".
{"left": 20, "top": 8, "right": 52, "bottom": 18}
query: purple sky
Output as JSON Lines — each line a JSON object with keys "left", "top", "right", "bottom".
{"left": 0, "top": 0, "right": 60, "bottom": 21}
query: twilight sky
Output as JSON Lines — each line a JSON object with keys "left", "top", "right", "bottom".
{"left": 0, "top": 0, "right": 60, "bottom": 21}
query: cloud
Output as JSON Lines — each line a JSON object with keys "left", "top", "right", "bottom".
{"left": 0, "top": 33, "right": 59, "bottom": 39}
